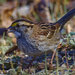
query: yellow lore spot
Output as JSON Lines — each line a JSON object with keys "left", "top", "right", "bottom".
{"left": 11, "top": 23, "right": 18, "bottom": 27}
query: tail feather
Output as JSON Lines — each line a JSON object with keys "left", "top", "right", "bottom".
{"left": 56, "top": 8, "right": 75, "bottom": 31}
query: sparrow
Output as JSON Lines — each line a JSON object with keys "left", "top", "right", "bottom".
{"left": 7, "top": 8, "right": 75, "bottom": 67}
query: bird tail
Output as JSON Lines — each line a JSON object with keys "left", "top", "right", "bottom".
{"left": 56, "top": 8, "right": 75, "bottom": 31}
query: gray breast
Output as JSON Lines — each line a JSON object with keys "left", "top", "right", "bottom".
{"left": 17, "top": 37, "right": 42, "bottom": 57}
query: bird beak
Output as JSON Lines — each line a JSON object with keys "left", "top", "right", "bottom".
{"left": 7, "top": 26, "right": 12, "bottom": 29}
{"left": 7, "top": 26, "right": 14, "bottom": 33}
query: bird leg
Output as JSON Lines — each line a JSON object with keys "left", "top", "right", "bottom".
{"left": 50, "top": 51, "right": 56, "bottom": 64}
{"left": 25, "top": 57, "right": 36, "bottom": 68}
{"left": 50, "top": 43, "right": 61, "bottom": 65}
{"left": 49, "top": 51, "right": 56, "bottom": 70}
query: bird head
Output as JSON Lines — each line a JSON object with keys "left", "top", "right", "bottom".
{"left": 7, "top": 19, "right": 34, "bottom": 38}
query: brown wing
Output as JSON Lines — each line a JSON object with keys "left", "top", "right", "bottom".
{"left": 38, "top": 23, "right": 60, "bottom": 39}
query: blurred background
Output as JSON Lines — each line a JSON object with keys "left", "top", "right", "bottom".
{"left": 0, "top": 0, "right": 75, "bottom": 74}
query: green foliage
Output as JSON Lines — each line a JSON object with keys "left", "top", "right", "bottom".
{"left": 0, "top": 33, "right": 13, "bottom": 55}
{"left": 0, "top": 0, "right": 6, "bottom": 5}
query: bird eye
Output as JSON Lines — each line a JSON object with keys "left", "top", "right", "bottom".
{"left": 16, "top": 24, "right": 20, "bottom": 27}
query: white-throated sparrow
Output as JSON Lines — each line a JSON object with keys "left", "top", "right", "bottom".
{"left": 7, "top": 8, "right": 75, "bottom": 67}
